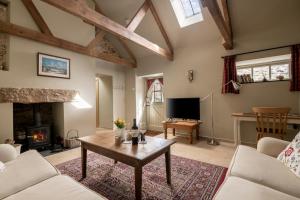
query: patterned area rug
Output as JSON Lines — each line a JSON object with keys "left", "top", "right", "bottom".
{"left": 56, "top": 153, "right": 227, "bottom": 200}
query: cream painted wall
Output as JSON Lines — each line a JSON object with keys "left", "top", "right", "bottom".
{"left": 0, "top": 103, "right": 13, "bottom": 142}
{"left": 129, "top": 41, "right": 300, "bottom": 145}
{"left": 98, "top": 76, "right": 113, "bottom": 129}
{"left": 125, "top": 69, "right": 137, "bottom": 128}
{"left": 135, "top": 76, "right": 146, "bottom": 128}
{"left": 0, "top": 0, "right": 126, "bottom": 142}
{"left": 95, "top": 63, "right": 126, "bottom": 124}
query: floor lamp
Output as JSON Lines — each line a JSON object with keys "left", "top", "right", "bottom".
{"left": 201, "top": 80, "right": 241, "bottom": 145}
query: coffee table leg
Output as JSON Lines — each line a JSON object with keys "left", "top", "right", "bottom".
{"left": 135, "top": 166, "right": 142, "bottom": 200}
{"left": 81, "top": 146, "right": 87, "bottom": 179}
{"left": 165, "top": 148, "right": 171, "bottom": 184}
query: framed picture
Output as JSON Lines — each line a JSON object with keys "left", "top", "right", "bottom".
{"left": 37, "top": 53, "right": 70, "bottom": 79}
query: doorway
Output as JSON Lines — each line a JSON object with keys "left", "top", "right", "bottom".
{"left": 136, "top": 73, "right": 164, "bottom": 134}
{"left": 96, "top": 75, "right": 113, "bottom": 129}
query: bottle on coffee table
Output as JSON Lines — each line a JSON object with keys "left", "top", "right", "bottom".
{"left": 131, "top": 119, "right": 139, "bottom": 145}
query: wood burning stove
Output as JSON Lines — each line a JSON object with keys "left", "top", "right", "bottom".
{"left": 26, "top": 104, "right": 51, "bottom": 149}
{"left": 27, "top": 125, "right": 51, "bottom": 149}
{"left": 14, "top": 103, "right": 54, "bottom": 152}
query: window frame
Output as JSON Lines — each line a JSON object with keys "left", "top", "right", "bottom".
{"left": 236, "top": 59, "right": 291, "bottom": 83}
{"left": 152, "top": 80, "right": 163, "bottom": 103}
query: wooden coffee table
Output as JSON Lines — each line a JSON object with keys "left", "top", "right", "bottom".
{"left": 77, "top": 133, "right": 175, "bottom": 200}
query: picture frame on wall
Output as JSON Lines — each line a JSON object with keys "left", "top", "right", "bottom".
{"left": 37, "top": 53, "right": 70, "bottom": 79}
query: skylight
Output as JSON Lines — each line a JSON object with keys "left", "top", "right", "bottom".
{"left": 180, "top": 0, "right": 201, "bottom": 18}
{"left": 170, "top": 0, "right": 203, "bottom": 28}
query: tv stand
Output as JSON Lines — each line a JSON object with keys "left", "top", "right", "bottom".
{"left": 162, "top": 120, "right": 202, "bottom": 144}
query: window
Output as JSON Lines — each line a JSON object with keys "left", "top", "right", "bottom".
{"left": 170, "top": 0, "right": 203, "bottom": 28}
{"left": 180, "top": 0, "right": 201, "bottom": 18}
{"left": 152, "top": 79, "right": 163, "bottom": 103}
{"left": 146, "top": 79, "right": 164, "bottom": 105}
{"left": 236, "top": 54, "right": 291, "bottom": 83}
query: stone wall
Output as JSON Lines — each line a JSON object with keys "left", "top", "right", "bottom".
{"left": 0, "top": 3, "right": 8, "bottom": 71}
{"left": 0, "top": 88, "right": 78, "bottom": 103}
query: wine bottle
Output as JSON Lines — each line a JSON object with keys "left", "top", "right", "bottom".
{"left": 131, "top": 118, "right": 138, "bottom": 130}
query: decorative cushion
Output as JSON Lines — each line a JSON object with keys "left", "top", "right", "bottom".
{"left": 0, "top": 161, "right": 5, "bottom": 172}
{"left": 277, "top": 132, "right": 300, "bottom": 177}
{"left": 0, "top": 144, "right": 18, "bottom": 163}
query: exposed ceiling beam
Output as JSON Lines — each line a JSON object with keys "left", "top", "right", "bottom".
{"left": 147, "top": 0, "right": 173, "bottom": 54}
{"left": 0, "top": 0, "right": 8, "bottom": 7}
{"left": 21, "top": 0, "right": 53, "bottom": 36}
{"left": 221, "top": 0, "right": 231, "bottom": 35}
{"left": 0, "top": 20, "right": 136, "bottom": 67}
{"left": 41, "top": 0, "right": 173, "bottom": 60}
{"left": 127, "top": 1, "right": 150, "bottom": 32}
{"left": 220, "top": 0, "right": 232, "bottom": 49}
{"left": 91, "top": 0, "right": 137, "bottom": 64}
{"left": 201, "top": 0, "right": 233, "bottom": 50}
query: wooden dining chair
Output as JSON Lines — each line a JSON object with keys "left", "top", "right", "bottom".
{"left": 252, "top": 107, "right": 290, "bottom": 142}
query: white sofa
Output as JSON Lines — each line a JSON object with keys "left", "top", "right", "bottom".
{"left": 0, "top": 150, "right": 106, "bottom": 200}
{"left": 214, "top": 137, "right": 300, "bottom": 200}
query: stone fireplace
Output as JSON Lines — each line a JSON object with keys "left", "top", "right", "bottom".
{"left": 0, "top": 87, "right": 78, "bottom": 152}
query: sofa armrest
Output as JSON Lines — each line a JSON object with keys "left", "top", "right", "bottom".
{"left": 257, "top": 137, "right": 290, "bottom": 158}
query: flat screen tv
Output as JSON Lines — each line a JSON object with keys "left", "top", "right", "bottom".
{"left": 166, "top": 98, "right": 200, "bottom": 120}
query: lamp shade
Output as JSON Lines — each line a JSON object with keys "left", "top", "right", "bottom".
{"left": 232, "top": 81, "right": 241, "bottom": 91}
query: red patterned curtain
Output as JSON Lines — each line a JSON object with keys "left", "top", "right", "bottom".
{"left": 158, "top": 78, "right": 163, "bottom": 85}
{"left": 147, "top": 79, "right": 155, "bottom": 91}
{"left": 290, "top": 45, "right": 300, "bottom": 91}
{"left": 222, "top": 55, "right": 239, "bottom": 94}
{"left": 147, "top": 78, "right": 163, "bottom": 91}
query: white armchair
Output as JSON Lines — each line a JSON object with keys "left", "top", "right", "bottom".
{"left": 257, "top": 137, "right": 290, "bottom": 158}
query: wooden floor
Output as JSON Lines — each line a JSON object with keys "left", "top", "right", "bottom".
{"left": 46, "top": 130, "right": 236, "bottom": 168}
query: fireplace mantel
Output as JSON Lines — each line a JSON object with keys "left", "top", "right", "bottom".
{"left": 0, "top": 88, "right": 78, "bottom": 104}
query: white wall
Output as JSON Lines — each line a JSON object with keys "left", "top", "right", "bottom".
{"left": 0, "top": 0, "right": 126, "bottom": 142}
{"left": 98, "top": 75, "right": 113, "bottom": 129}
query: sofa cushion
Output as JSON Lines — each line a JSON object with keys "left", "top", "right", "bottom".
{"left": 214, "top": 177, "right": 299, "bottom": 200}
{"left": 0, "top": 161, "right": 5, "bottom": 172}
{"left": 0, "top": 150, "right": 59, "bottom": 199}
{"left": 0, "top": 144, "right": 18, "bottom": 163}
{"left": 4, "top": 175, "right": 106, "bottom": 200}
{"left": 228, "top": 145, "right": 300, "bottom": 198}
{"left": 277, "top": 132, "right": 300, "bottom": 177}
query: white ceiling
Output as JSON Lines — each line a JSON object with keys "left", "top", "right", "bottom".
{"left": 94, "top": 0, "right": 300, "bottom": 59}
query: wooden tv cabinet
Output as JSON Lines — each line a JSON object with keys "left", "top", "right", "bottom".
{"left": 162, "top": 120, "right": 202, "bottom": 144}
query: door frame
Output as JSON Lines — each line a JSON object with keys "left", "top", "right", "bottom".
{"left": 96, "top": 78, "right": 100, "bottom": 128}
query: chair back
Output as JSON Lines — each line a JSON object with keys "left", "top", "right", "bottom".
{"left": 252, "top": 107, "right": 290, "bottom": 139}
